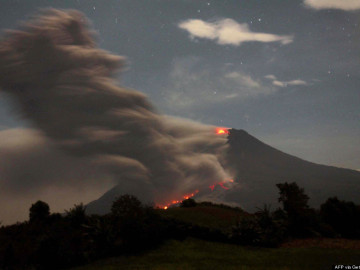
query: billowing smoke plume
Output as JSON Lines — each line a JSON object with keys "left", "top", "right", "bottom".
{"left": 0, "top": 9, "right": 231, "bottom": 208}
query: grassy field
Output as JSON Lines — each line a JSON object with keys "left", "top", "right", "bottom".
{"left": 72, "top": 238, "right": 360, "bottom": 270}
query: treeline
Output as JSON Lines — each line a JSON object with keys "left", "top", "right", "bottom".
{"left": 179, "top": 182, "right": 360, "bottom": 247}
{"left": 0, "top": 194, "right": 230, "bottom": 269}
{"left": 1, "top": 183, "right": 360, "bottom": 269}
{"left": 0, "top": 195, "right": 183, "bottom": 269}
{"left": 230, "top": 182, "right": 360, "bottom": 247}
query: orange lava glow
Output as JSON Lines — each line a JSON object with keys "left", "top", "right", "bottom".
{"left": 216, "top": 127, "right": 229, "bottom": 135}
{"left": 159, "top": 179, "right": 235, "bottom": 210}
{"left": 218, "top": 182, "right": 229, "bottom": 190}
{"left": 209, "top": 179, "right": 233, "bottom": 191}
{"left": 159, "top": 190, "right": 199, "bottom": 210}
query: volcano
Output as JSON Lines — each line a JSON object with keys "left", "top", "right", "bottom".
{"left": 87, "top": 128, "right": 360, "bottom": 214}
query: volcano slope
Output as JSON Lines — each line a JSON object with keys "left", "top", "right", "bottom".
{"left": 87, "top": 128, "right": 360, "bottom": 214}
{"left": 223, "top": 129, "right": 360, "bottom": 211}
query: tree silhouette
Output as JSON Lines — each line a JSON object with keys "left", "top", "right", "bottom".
{"left": 276, "top": 182, "right": 314, "bottom": 237}
{"left": 111, "top": 194, "right": 143, "bottom": 219}
{"left": 276, "top": 182, "right": 309, "bottom": 217}
{"left": 65, "top": 203, "right": 87, "bottom": 226}
{"left": 180, "top": 198, "right": 197, "bottom": 208}
{"left": 320, "top": 197, "right": 360, "bottom": 238}
{"left": 29, "top": 200, "right": 50, "bottom": 222}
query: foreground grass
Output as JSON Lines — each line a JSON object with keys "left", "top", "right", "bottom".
{"left": 73, "top": 238, "right": 360, "bottom": 270}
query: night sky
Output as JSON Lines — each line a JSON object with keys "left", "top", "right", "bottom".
{"left": 0, "top": 0, "right": 359, "bottom": 222}
{"left": 1, "top": 0, "right": 359, "bottom": 169}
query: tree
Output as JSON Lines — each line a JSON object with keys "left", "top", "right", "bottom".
{"left": 180, "top": 198, "right": 197, "bottom": 208}
{"left": 320, "top": 197, "right": 360, "bottom": 238}
{"left": 276, "top": 182, "right": 315, "bottom": 237}
{"left": 111, "top": 194, "right": 143, "bottom": 219}
{"left": 65, "top": 203, "right": 87, "bottom": 226}
{"left": 29, "top": 201, "right": 50, "bottom": 222}
{"left": 110, "top": 195, "right": 153, "bottom": 251}
{"left": 276, "top": 182, "right": 309, "bottom": 217}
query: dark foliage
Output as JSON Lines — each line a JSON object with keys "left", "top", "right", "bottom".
{"left": 231, "top": 205, "right": 286, "bottom": 247}
{"left": 0, "top": 195, "right": 191, "bottom": 269}
{"left": 111, "top": 194, "right": 143, "bottom": 219}
{"left": 65, "top": 203, "right": 87, "bottom": 227}
{"left": 29, "top": 200, "right": 50, "bottom": 223}
{"left": 2, "top": 187, "right": 360, "bottom": 269}
{"left": 276, "top": 182, "right": 318, "bottom": 237}
{"left": 320, "top": 197, "right": 360, "bottom": 238}
{"left": 197, "top": 201, "right": 246, "bottom": 213}
{"left": 277, "top": 182, "right": 309, "bottom": 217}
{"left": 0, "top": 195, "right": 249, "bottom": 269}
{"left": 230, "top": 181, "right": 360, "bottom": 246}
{"left": 180, "top": 198, "right": 197, "bottom": 208}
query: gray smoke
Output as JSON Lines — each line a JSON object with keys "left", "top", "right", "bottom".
{"left": 0, "top": 9, "right": 231, "bottom": 208}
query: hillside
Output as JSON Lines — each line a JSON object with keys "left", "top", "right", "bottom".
{"left": 158, "top": 203, "right": 248, "bottom": 231}
{"left": 224, "top": 129, "right": 360, "bottom": 210}
{"left": 87, "top": 129, "right": 360, "bottom": 214}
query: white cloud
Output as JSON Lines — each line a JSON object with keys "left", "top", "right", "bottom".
{"left": 304, "top": 0, "right": 360, "bottom": 10}
{"left": 179, "top": 18, "right": 293, "bottom": 46}
{"left": 225, "top": 93, "right": 239, "bottom": 99}
{"left": 265, "top": 74, "right": 308, "bottom": 88}
{"left": 273, "top": 79, "right": 308, "bottom": 87}
{"left": 162, "top": 57, "right": 276, "bottom": 112}
{"left": 288, "top": 80, "right": 308, "bottom": 86}
{"left": 178, "top": 19, "right": 217, "bottom": 39}
{"left": 273, "top": 80, "right": 287, "bottom": 87}
{"left": 225, "top": 72, "right": 261, "bottom": 88}
{"left": 264, "top": 74, "right": 277, "bottom": 80}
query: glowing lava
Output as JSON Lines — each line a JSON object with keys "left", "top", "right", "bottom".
{"left": 216, "top": 127, "right": 229, "bottom": 135}
{"left": 159, "top": 128, "right": 231, "bottom": 209}
{"left": 209, "top": 179, "right": 234, "bottom": 191}
{"left": 159, "top": 190, "right": 199, "bottom": 209}
{"left": 160, "top": 179, "right": 235, "bottom": 210}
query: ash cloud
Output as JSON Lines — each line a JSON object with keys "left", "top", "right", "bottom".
{"left": 0, "top": 128, "right": 115, "bottom": 224}
{"left": 0, "top": 9, "right": 231, "bottom": 215}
